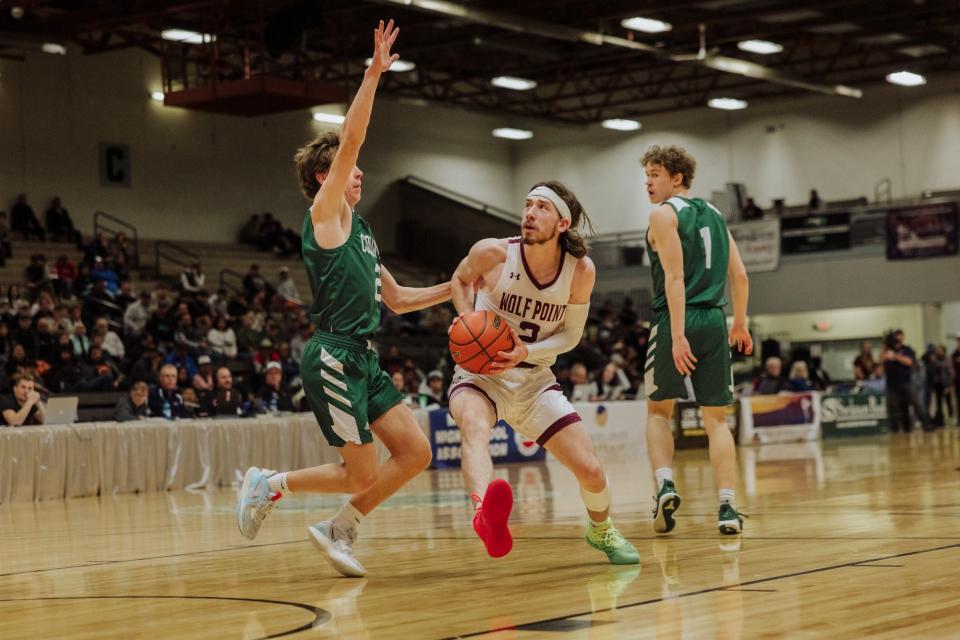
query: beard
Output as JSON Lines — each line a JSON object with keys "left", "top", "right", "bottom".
{"left": 522, "top": 223, "right": 561, "bottom": 246}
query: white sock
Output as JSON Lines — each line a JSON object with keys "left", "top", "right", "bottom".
{"left": 719, "top": 489, "right": 736, "bottom": 508}
{"left": 655, "top": 467, "right": 673, "bottom": 490}
{"left": 334, "top": 501, "right": 364, "bottom": 532}
{"left": 267, "top": 471, "right": 289, "bottom": 494}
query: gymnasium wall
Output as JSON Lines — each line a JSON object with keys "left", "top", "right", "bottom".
{"left": 0, "top": 49, "right": 515, "bottom": 251}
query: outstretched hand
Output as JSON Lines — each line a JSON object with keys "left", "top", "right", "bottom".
{"left": 368, "top": 19, "right": 400, "bottom": 74}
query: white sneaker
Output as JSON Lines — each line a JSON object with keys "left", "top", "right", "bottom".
{"left": 236, "top": 467, "right": 281, "bottom": 540}
{"left": 308, "top": 520, "right": 367, "bottom": 577}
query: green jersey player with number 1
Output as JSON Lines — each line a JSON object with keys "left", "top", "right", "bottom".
{"left": 641, "top": 145, "right": 753, "bottom": 536}
{"left": 235, "top": 20, "right": 450, "bottom": 578}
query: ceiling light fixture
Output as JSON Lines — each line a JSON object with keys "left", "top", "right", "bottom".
{"left": 160, "top": 29, "right": 214, "bottom": 44}
{"left": 491, "top": 75, "right": 537, "bottom": 91}
{"left": 364, "top": 57, "right": 416, "bottom": 72}
{"left": 737, "top": 40, "right": 783, "bottom": 55}
{"left": 601, "top": 118, "right": 641, "bottom": 131}
{"left": 492, "top": 127, "right": 533, "bottom": 140}
{"left": 41, "top": 43, "right": 67, "bottom": 55}
{"left": 620, "top": 17, "right": 672, "bottom": 33}
{"left": 313, "top": 112, "right": 346, "bottom": 124}
{"left": 150, "top": 91, "right": 165, "bottom": 102}
{"left": 886, "top": 70, "right": 926, "bottom": 86}
{"left": 708, "top": 97, "right": 748, "bottom": 110}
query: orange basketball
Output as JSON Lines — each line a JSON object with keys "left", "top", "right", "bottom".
{"left": 448, "top": 310, "right": 515, "bottom": 374}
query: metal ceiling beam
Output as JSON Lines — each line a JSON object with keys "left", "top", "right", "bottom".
{"left": 369, "top": 0, "right": 863, "bottom": 98}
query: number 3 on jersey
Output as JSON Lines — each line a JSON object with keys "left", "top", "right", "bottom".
{"left": 699, "top": 227, "right": 712, "bottom": 269}
{"left": 518, "top": 321, "right": 540, "bottom": 344}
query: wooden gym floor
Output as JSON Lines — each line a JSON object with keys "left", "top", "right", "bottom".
{"left": 1, "top": 430, "right": 959, "bottom": 639}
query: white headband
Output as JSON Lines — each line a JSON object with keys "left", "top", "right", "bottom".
{"left": 527, "top": 186, "right": 571, "bottom": 222}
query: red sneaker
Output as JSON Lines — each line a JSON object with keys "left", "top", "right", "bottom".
{"left": 471, "top": 478, "right": 513, "bottom": 558}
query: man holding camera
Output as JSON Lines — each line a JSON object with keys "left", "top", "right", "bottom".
{"left": 883, "top": 329, "right": 930, "bottom": 433}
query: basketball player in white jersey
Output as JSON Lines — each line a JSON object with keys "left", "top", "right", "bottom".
{"left": 448, "top": 181, "right": 639, "bottom": 564}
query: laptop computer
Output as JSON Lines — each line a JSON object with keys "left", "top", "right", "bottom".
{"left": 45, "top": 396, "right": 79, "bottom": 425}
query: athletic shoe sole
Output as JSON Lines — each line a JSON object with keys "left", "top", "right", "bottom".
{"left": 480, "top": 479, "right": 513, "bottom": 558}
{"left": 236, "top": 466, "right": 262, "bottom": 540}
{"left": 653, "top": 492, "right": 681, "bottom": 534}
{"left": 718, "top": 519, "right": 742, "bottom": 535}
{"left": 308, "top": 525, "right": 367, "bottom": 578}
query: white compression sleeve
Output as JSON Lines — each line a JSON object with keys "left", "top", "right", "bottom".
{"left": 525, "top": 303, "right": 590, "bottom": 363}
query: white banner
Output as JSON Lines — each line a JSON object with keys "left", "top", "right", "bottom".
{"left": 730, "top": 218, "right": 780, "bottom": 272}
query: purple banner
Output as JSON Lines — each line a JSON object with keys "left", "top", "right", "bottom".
{"left": 886, "top": 203, "right": 959, "bottom": 260}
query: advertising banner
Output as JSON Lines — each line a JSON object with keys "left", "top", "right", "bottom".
{"left": 886, "top": 203, "right": 959, "bottom": 260}
{"left": 428, "top": 410, "right": 546, "bottom": 469}
{"left": 674, "top": 401, "right": 740, "bottom": 449}
{"left": 820, "top": 393, "right": 887, "bottom": 437}
{"left": 739, "top": 392, "right": 820, "bottom": 445}
{"left": 729, "top": 219, "right": 780, "bottom": 272}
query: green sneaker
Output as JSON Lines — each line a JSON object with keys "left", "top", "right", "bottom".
{"left": 585, "top": 523, "right": 640, "bottom": 565}
{"left": 651, "top": 480, "right": 681, "bottom": 534}
{"left": 718, "top": 503, "right": 746, "bottom": 535}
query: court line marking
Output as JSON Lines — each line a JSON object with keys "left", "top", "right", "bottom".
{"left": 442, "top": 542, "right": 960, "bottom": 639}
{"left": 0, "top": 595, "right": 331, "bottom": 640}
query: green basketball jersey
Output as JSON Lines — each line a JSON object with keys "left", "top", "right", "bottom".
{"left": 301, "top": 210, "right": 382, "bottom": 339}
{"left": 648, "top": 196, "right": 729, "bottom": 312}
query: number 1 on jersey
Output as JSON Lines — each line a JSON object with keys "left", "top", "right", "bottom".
{"left": 699, "top": 226, "right": 712, "bottom": 269}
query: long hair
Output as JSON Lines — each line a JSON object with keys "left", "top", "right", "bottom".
{"left": 528, "top": 180, "right": 596, "bottom": 258}
{"left": 292, "top": 132, "right": 340, "bottom": 200}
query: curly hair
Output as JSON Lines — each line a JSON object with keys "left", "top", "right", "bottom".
{"left": 640, "top": 145, "right": 696, "bottom": 188}
{"left": 527, "top": 180, "right": 596, "bottom": 259}
{"left": 293, "top": 132, "right": 340, "bottom": 200}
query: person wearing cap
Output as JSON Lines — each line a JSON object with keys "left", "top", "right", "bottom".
{"left": 193, "top": 354, "right": 215, "bottom": 393}
{"left": 253, "top": 337, "right": 279, "bottom": 374}
{"left": 277, "top": 267, "right": 302, "bottom": 305}
{"left": 417, "top": 369, "right": 447, "bottom": 407}
{"left": 258, "top": 361, "right": 296, "bottom": 414}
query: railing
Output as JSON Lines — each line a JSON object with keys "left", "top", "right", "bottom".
{"left": 402, "top": 176, "right": 520, "bottom": 225}
{"left": 219, "top": 268, "right": 244, "bottom": 294}
{"left": 154, "top": 240, "right": 200, "bottom": 279}
{"left": 93, "top": 211, "right": 140, "bottom": 267}
{"left": 82, "top": 293, "right": 124, "bottom": 332}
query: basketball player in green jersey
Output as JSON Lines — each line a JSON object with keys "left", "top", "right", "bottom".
{"left": 236, "top": 20, "right": 450, "bottom": 577}
{"left": 641, "top": 145, "right": 753, "bottom": 535}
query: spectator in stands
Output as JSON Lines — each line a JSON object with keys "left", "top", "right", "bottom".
{"left": 30, "top": 290, "right": 55, "bottom": 318}
{"left": 242, "top": 264, "right": 271, "bottom": 300}
{"left": 35, "top": 317, "right": 58, "bottom": 364}
{"left": 24, "top": 253, "right": 51, "bottom": 298}
{"left": 8, "top": 284, "right": 29, "bottom": 312}
{"left": 1, "top": 371, "right": 45, "bottom": 426}
{"left": 569, "top": 362, "right": 594, "bottom": 403}
{"left": 753, "top": 357, "right": 784, "bottom": 394}
{"left": 925, "top": 344, "right": 953, "bottom": 428}
{"left": 418, "top": 369, "right": 447, "bottom": 407}
{"left": 201, "top": 366, "right": 242, "bottom": 417}
{"left": 145, "top": 299, "right": 176, "bottom": 346}
{"left": 174, "top": 313, "right": 205, "bottom": 354}
{"left": 115, "top": 280, "right": 136, "bottom": 310}
{"left": 618, "top": 298, "right": 638, "bottom": 328}
{"left": 129, "top": 345, "right": 161, "bottom": 383}
{"left": 111, "top": 232, "right": 132, "bottom": 265}
{"left": 148, "top": 364, "right": 191, "bottom": 420}
{"left": 591, "top": 361, "right": 630, "bottom": 402}
{"left": 11, "top": 194, "right": 45, "bottom": 241}
{"left": 90, "top": 257, "right": 120, "bottom": 294}
{"left": 258, "top": 361, "right": 295, "bottom": 413}
{"left": 180, "top": 263, "right": 205, "bottom": 293}
{"left": 70, "top": 321, "right": 91, "bottom": 360}
{"left": 112, "top": 253, "right": 131, "bottom": 282}
{"left": 54, "top": 255, "right": 77, "bottom": 298}
{"left": 276, "top": 340, "right": 299, "bottom": 381}
{"left": 0, "top": 322, "right": 12, "bottom": 365}
{"left": 124, "top": 290, "right": 151, "bottom": 338}
{"left": 82, "top": 279, "right": 118, "bottom": 326}
{"left": 209, "top": 287, "right": 229, "bottom": 318}
{"left": 854, "top": 340, "right": 876, "bottom": 377}
{"left": 808, "top": 189, "right": 822, "bottom": 210}
{"left": 0, "top": 211, "right": 11, "bottom": 266}
{"left": 289, "top": 321, "right": 312, "bottom": 364}
{"left": 93, "top": 317, "right": 125, "bottom": 361}
{"left": 188, "top": 289, "right": 212, "bottom": 319}
{"left": 207, "top": 315, "right": 237, "bottom": 359}
{"left": 276, "top": 267, "right": 301, "bottom": 304}
{"left": 239, "top": 214, "right": 260, "bottom": 246}
{"left": 381, "top": 344, "right": 403, "bottom": 374}
{"left": 741, "top": 197, "right": 763, "bottom": 220}
{"left": 74, "top": 262, "right": 92, "bottom": 295}
{"left": 12, "top": 312, "right": 38, "bottom": 359}
{"left": 226, "top": 289, "right": 247, "bottom": 318}
{"left": 785, "top": 361, "right": 814, "bottom": 392}
{"left": 5, "top": 343, "right": 32, "bottom": 378}
{"left": 88, "top": 345, "right": 120, "bottom": 389}
{"left": 193, "top": 354, "right": 215, "bottom": 393}
{"left": 45, "top": 197, "right": 81, "bottom": 246}
{"left": 883, "top": 329, "right": 929, "bottom": 433}
{"left": 165, "top": 340, "right": 198, "bottom": 380}
{"left": 235, "top": 312, "right": 262, "bottom": 355}
{"left": 85, "top": 231, "right": 112, "bottom": 265}
{"left": 114, "top": 380, "right": 150, "bottom": 422}
{"left": 253, "top": 337, "right": 279, "bottom": 375}
{"left": 809, "top": 356, "right": 831, "bottom": 391}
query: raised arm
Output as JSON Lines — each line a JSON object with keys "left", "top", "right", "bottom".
{"left": 450, "top": 238, "right": 506, "bottom": 316}
{"left": 649, "top": 204, "right": 697, "bottom": 376}
{"left": 379, "top": 265, "right": 452, "bottom": 314}
{"left": 310, "top": 20, "right": 399, "bottom": 225}
{"left": 727, "top": 230, "right": 753, "bottom": 355}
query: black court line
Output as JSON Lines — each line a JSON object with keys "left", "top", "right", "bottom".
{"left": 441, "top": 543, "right": 960, "bottom": 640}
{"left": 0, "top": 595, "right": 331, "bottom": 640}
{"left": 721, "top": 588, "right": 777, "bottom": 592}
{"left": 851, "top": 563, "right": 904, "bottom": 568}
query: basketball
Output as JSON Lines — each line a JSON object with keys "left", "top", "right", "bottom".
{"left": 448, "top": 310, "right": 515, "bottom": 374}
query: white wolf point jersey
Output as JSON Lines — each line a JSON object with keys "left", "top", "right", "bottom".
{"left": 475, "top": 237, "right": 580, "bottom": 367}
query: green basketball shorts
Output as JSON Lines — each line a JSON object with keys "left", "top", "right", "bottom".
{"left": 300, "top": 331, "right": 404, "bottom": 447}
{"left": 644, "top": 307, "right": 734, "bottom": 407}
